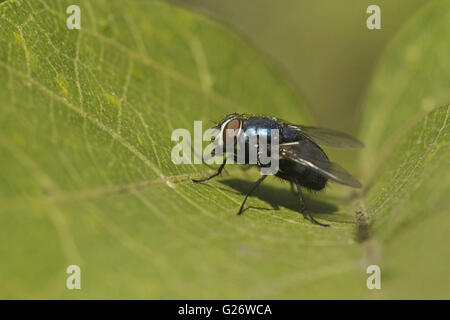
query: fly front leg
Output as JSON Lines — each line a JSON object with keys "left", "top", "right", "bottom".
{"left": 296, "top": 183, "right": 330, "bottom": 227}
{"left": 237, "top": 175, "right": 267, "bottom": 215}
{"left": 192, "top": 158, "right": 227, "bottom": 183}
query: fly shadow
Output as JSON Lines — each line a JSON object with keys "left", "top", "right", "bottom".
{"left": 219, "top": 178, "right": 341, "bottom": 222}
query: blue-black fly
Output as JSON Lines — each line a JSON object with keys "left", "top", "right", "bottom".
{"left": 193, "top": 113, "right": 363, "bottom": 226}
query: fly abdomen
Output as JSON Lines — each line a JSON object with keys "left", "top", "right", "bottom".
{"left": 277, "top": 137, "right": 329, "bottom": 190}
{"left": 277, "top": 160, "right": 328, "bottom": 190}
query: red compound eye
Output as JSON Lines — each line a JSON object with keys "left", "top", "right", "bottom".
{"left": 222, "top": 118, "right": 241, "bottom": 143}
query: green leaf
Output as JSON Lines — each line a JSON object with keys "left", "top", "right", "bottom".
{"left": 362, "top": 105, "right": 449, "bottom": 298}
{"left": 0, "top": 0, "right": 448, "bottom": 299}
{"left": 358, "top": 0, "right": 450, "bottom": 298}
{"left": 359, "top": 0, "right": 450, "bottom": 180}
{"left": 0, "top": 0, "right": 364, "bottom": 299}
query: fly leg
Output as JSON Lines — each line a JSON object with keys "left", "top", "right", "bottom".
{"left": 237, "top": 175, "right": 267, "bottom": 215}
{"left": 192, "top": 159, "right": 227, "bottom": 183}
{"left": 296, "top": 183, "right": 330, "bottom": 227}
{"left": 290, "top": 181, "right": 296, "bottom": 195}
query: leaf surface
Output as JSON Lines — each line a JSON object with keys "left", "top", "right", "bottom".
{"left": 0, "top": 0, "right": 448, "bottom": 298}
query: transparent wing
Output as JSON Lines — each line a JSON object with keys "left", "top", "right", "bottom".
{"left": 280, "top": 144, "right": 362, "bottom": 188}
{"left": 287, "top": 124, "right": 364, "bottom": 149}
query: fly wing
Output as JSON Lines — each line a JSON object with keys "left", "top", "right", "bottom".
{"left": 287, "top": 124, "right": 364, "bottom": 149}
{"left": 280, "top": 144, "right": 362, "bottom": 188}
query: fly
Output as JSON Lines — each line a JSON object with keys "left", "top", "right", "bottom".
{"left": 192, "top": 113, "right": 364, "bottom": 227}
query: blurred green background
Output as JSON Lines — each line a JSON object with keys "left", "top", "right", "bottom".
{"left": 174, "top": 0, "right": 428, "bottom": 133}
